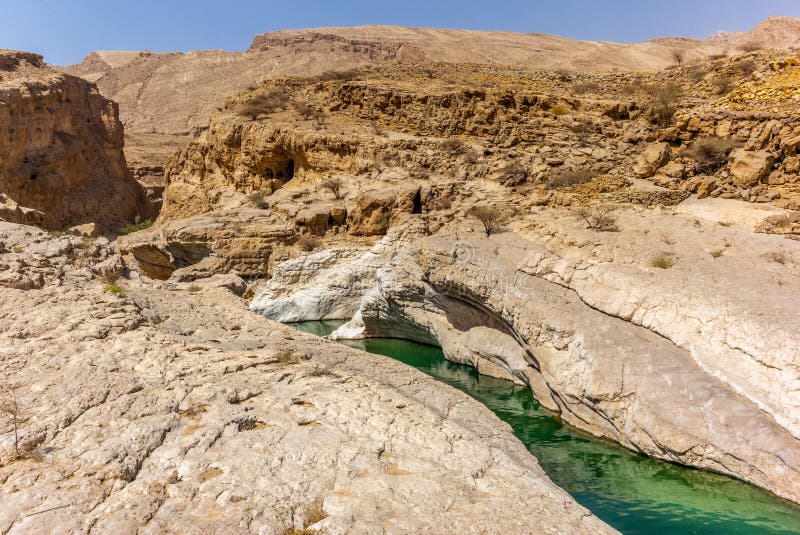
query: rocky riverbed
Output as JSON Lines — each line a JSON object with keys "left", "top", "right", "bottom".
{"left": 0, "top": 222, "right": 613, "bottom": 533}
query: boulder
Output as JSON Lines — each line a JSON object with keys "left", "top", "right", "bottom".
{"left": 729, "top": 149, "right": 775, "bottom": 188}
{"left": 350, "top": 184, "right": 421, "bottom": 236}
{"left": 0, "top": 193, "right": 45, "bottom": 227}
{"left": 295, "top": 205, "right": 330, "bottom": 236}
{"left": 696, "top": 177, "right": 717, "bottom": 199}
{"left": 633, "top": 142, "right": 671, "bottom": 178}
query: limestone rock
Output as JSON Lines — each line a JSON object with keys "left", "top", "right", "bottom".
{"left": 633, "top": 142, "right": 671, "bottom": 177}
{"left": 0, "top": 221, "right": 612, "bottom": 534}
{"left": 0, "top": 50, "right": 147, "bottom": 231}
{"left": 729, "top": 149, "right": 775, "bottom": 188}
{"left": 350, "top": 184, "right": 421, "bottom": 236}
{"left": 118, "top": 209, "right": 295, "bottom": 280}
{"left": 253, "top": 202, "right": 800, "bottom": 505}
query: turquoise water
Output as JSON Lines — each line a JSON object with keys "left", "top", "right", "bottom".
{"left": 291, "top": 321, "right": 800, "bottom": 535}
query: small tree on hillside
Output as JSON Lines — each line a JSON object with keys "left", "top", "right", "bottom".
{"left": 292, "top": 100, "right": 315, "bottom": 120}
{"left": 0, "top": 387, "right": 26, "bottom": 460}
{"left": 468, "top": 204, "right": 508, "bottom": 237}
{"left": 238, "top": 89, "right": 289, "bottom": 120}
{"left": 648, "top": 84, "right": 682, "bottom": 126}
{"left": 576, "top": 205, "right": 618, "bottom": 232}
{"left": 671, "top": 49, "right": 686, "bottom": 67}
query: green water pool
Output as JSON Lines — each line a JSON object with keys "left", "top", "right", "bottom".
{"left": 290, "top": 320, "right": 800, "bottom": 534}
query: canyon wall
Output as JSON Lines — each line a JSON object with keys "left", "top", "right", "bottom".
{"left": 0, "top": 50, "right": 146, "bottom": 231}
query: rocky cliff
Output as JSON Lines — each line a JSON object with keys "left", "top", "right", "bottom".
{"left": 62, "top": 18, "right": 800, "bottom": 136}
{"left": 0, "top": 50, "right": 146, "bottom": 231}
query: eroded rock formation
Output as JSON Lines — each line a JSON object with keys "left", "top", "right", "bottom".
{"left": 251, "top": 198, "right": 800, "bottom": 504}
{"left": 0, "top": 50, "right": 146, "bottom": 231}
{"left": 0, "top": 220, "right": 613, "bottom": 533}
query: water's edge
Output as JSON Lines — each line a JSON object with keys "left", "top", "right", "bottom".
{"left": 290, "top": 320, "right": 800, "bottom": 535}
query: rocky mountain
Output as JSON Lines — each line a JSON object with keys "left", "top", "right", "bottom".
{"left": 63, "top": 17, "right": 800, "bottom": 136}
{"left": 2, "top": 14, "right": 800, "bottom": 534}
{"left": 0, "top": 50, "right": 147, "bottom": 231}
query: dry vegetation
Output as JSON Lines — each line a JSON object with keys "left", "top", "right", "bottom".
{"left": 468, "top": 204, "right": 508, "bottom": 236}
{"left": 576, "top": 205, "right": 618, "bottom": 231}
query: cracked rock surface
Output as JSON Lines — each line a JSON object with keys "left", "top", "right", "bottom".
{"left": 253, "top": 199, "right": 800, "bottom": 505}
{"left": 0, "top": 222, "right": 612, "bottom": 534}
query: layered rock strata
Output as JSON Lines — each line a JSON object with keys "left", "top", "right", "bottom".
{"left": 0, "top": 50, "right": 146, "bottom": 231}
{"left": 251, "top": 200, "right": 800, "bottom": 504}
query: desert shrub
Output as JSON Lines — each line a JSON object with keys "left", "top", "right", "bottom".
{"left": 550, "top": 104, "right": 569, "bottom": 116}
{"left": 275, "top": 340, "right": 308, "bottom": 365}
{"left": 310, "top": 107, "right": 327, "bottom": 125}
{"left": 737, "top": 58, "right": 758, "bottom": 77}
{"left": 713, "top": 74, "right": 734, "bottom": 95}
{"left": 121, "top": 215, "right": 152, "bottom": 235}
{"left": 681, "top": 136, "right": 737, "bottom": 173}
{"left": 297, "top": 235, "right": 322, "bottom": 252}
{"left": 710, "top": 249, "right": 725, "bottom": 258}
{"left": 0, "top": 388, "right": 26, "bottom": 460}
{"left": 312, "top": 69, "right": 362, "bottom": 82}
{"left": 671, "top": 49, "right": 686, "bottom": 67}
{"left": 650, "top": 255, "right": 674, "bottom": 269}
{"left": 441, "top": 139, "right": 469, "bottom": 155}
{"left": 248, "top": 190, "right": 271, "bottom": 209}
{"left": 689, "top": 67, "right": 707, "bottom": 83}
{"left": 554, "top": 68, "right": 573, "bottom": 82}
{"left": 319, "top": 177, "right": 343, "bottom": 199}
{"left": 238, "top": 89, "right": 289, "bottom": 119}
{"left": 572, "top": 81, "right": 600, "bottom": 94}
{"left": 186, "top": 284, "right": 201, "bottom": 293}
{"left": 575, "top": 205, "right": 618, "bottom": 231}
{"left": 763, "top": 250, "right": 789, "bottom": 265}
{"left": 647, "top": 84, "right": 682, "bottom": 126}
{"left": 547, "top": 168, "right": 595, "bottom": 189}
{"left": 103, "top": 283, "right": 124, "bottom": 295}
{"left": 499, "top": 162, "right": 529, "bottom": 186}
{"left": 292, "top": 100, "right": 316, "bottom": 120}
{"left": 739, "top": 42, "right": 761, "bottom": 53}
{"left": 467, "top": 204, "right": 508, "bottom": 236}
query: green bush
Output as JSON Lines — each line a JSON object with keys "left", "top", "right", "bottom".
{"left": 102, "top": 283, "right": 124, "bottom": 295}
{"left": 121, "top": 216, "right": 152, "bottom": 235}
{"left": 550, "top": 104, "right": 568, "bottom": 116}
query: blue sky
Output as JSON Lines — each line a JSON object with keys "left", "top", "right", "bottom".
{"left": 4, "top": 0, "right": 800, "bottom": 65}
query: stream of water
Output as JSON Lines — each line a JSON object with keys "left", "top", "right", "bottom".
{"left": 290, "top": 320, "right": 800, "bottom": 534}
